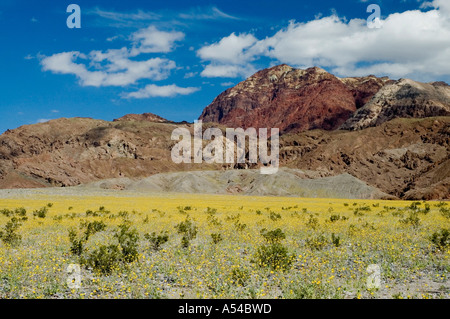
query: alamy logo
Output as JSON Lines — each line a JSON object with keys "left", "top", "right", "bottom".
{"left": 171, "top": 121, "right": 279, "bottom": 175}
{"left": 66, "top": 4, "right": 81, "bottom": 29}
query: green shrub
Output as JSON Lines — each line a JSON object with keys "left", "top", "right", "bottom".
{"left": 145, "top": 231, "right": 169, "bottom": 251}
{"left": 306, "top": 234, "right": 328, "bottom": 251}
{"left": 114, "top": 222, "right": 140, "bottom": 263}
{"left": 211, "top": 233, "right": 223, "bottom": 244}
{"left": 269, "top": 211, "right": 282, "bottom": 221}
{"left": 0, "top": 208, "right": 27, "bottom": 218}
{"left": 0, "top": 217, "right": 25, "bottom": 247}
{"left": 83, "top": 244, "right": 122, "bottom": 274}
{"left": 33, "top": 207, "right": 48, "bottom": 219}
{"left": 69, "top": 221, "right": 107, "bottom": 256}
{"left": 430, "top": 228, "right": 450, "bottom": 251}
{"left": 306, "top": 214, "right": 319, "bottom": 229}
{"left": 254, "top": 227, "right": 293, "bottom": 271}
{"left": 329, "top": 214, "right": 341, "bottom": 223}
{"left": 175, "top": 216, "right": 198, "bottom": 248}
{"left": 254, "top": 243, "right": 294, "bottom": 271}
{"left": 440, "top": 207, "right": 450, "bottom": 219}
{"left": 260, "top": 228, "right": 286, "bottom": 244}
{"left": 230, "top": 268, "right": 249, "bottom": 286}
{"left": 331, "top": 233, "right": 341, "bottom": 247}
{"left": 399, "top": 212, "right": 420, "bottom": 228}
{"left": 0, "top": 209, "right": 27, "bottom": 247}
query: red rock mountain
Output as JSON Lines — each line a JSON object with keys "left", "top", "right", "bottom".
{"left": 199, "top": 65, "right": 391, "bottom": 133}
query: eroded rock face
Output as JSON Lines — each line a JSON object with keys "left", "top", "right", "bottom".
{"left": 199, "top": 65, "right": 390, "bottom": 134}
{"left": 339, "top": 76, "right": 394, "bottom": 109}
{"left": 200, "top": 65, "right": 359, "bottom": 134}
{"left": 340, "top": 79, "right": 450, "bottom": 130}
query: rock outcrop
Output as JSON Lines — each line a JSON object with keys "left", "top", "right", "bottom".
{"left": 200, "top": 65, "right": 361, "bottom": 134}
{"left": 340, "top": 78, "right": 450, "bottom": 130}
{"left": 199, "top": 65, "right": 392, "bottom": 134}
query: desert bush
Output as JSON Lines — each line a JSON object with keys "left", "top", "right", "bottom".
{"left": 269, "top": 211, "right": 282, "bottom": 221}
{"left": 83, "top": 244, "right": 122, "bottom": 274}
{"left": 0, "top": 208, "right": 27, "bottom": 218}
{"left": 114, "top": 222, "right": 139, "bottom": 263}
{"left": 69, "top": 221, "right": 107, "bottom": 256}
{"left": 211, "top": 233, "right": 223, "bottom": 244}
{"left": 144, "top": 231, "right": 169, "bottom": 251}
{"left": 440, "top": 207, "right": 450, "bottom": 219}
{"left": 254, "top": 227, "right": 293, "bottom": 271}
{"left": 306, "top": 214, "right": 319, "bottom": 229}
{"left": 260, "top": 228, "right": 286, "bottom": 244}
{"left": 306, "top": 234, "right": 328, "bottom": 251}
{"left": 331, "top": 233, "right": 341, "bottom": 247}
{"left": 86, "top": 206, "right": 111, "bottom": 217}
{"left": 430, "top": 228, "right": 450, "bottom": 251}
{"left": 0, "top": 209, "right": 28, "bottom": 247}
{"left": 254, "top": 243, "right": 294, "bottom": 271}
{"left": 33, "top": 207, "right": 48, "bottom": 219}
{"left": 0, "top": 217, "right": 25, "bottom": 247}
{"left": 175, "top": 216, "right": 198, "bottom": 248}
{"left": 329, "top": 214, "right": 341, "bottom": 223}
{"left": 230, "top": 268, "right": 249, "bottom": 286}
{"left": 399, "top": 212, "right": 420, "bottom": 228}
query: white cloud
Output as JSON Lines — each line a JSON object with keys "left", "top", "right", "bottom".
{"left": 124, "top": 84, "right": 199, "bottom": 99}
{"left": 197, "top": 33, "right": 258, "bottom": 64}
{"left": 179, "top": 6, "right": 239, "bottom": 20}
{"left": 184, "top": 72, "right": 198, "bottom": 79}
{"left": 87, "top": 7, "right": 161, "bottom": 24}
{"left": 130, "top": 26, "right": 185, "bottom": 55}
{"left": 41, "top": 51, "right": 176, "bottom": 87}
{"left": 197, "top": 6, "right": 450, "bottom": 81}
{"left": 40, "top": 25, "right": 184, "bottom": 88}
{"left": 421, "top": 0, "right": 450, "bottom": 14}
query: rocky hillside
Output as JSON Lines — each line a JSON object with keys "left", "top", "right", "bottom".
{"left": 341, "top": 78, "right": 450, "bottom": 130}
{"left": 0, "top": 117, "right": 222, "bottom": 189}
{"left": 0, "top": 115, "right": 448, "bottom": 200}
{"left": 280, "top": 117, "right": 450, "bottom": 200}
{"left": 199, "top": 64, "right": 391, "bottom": 133}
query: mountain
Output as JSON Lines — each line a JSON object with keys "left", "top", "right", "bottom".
{"left": 341, "top": 78, "right": 450, "bottom": 130}
{"left": 199, "top": 64, "right": 391, "bottom": 134}
{"left": 0, "top": 64, "right": 448, "bottom": 200}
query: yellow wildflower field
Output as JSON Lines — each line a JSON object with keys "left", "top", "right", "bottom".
{"left": 0, "top": 192, "right": 449, "bottom": 299}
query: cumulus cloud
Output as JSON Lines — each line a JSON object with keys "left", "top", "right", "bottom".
{"left": 41, "top": 51, "right": 176, "bottom": 87}
{"left": 40, "top": 26, "right": 184, "bottom": 89}
{"left": 198, "top": 33, "right": 260, "bottom": 78}
{"left": 130, "top": 26, "right": 185, "bottom": 55}
{"left": 198, "top": 6, "right": 450, "bottom": 81}
{"left": 124, "top": 84, "right": 199, "bottom": 99}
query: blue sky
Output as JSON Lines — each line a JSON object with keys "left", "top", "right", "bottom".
{"left": 0, "top": 0, "right": 449, "bottom": 134}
